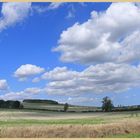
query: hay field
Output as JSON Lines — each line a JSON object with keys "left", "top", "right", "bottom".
{"left": 0, "top": 121, "right": 139, "bottom": 138}
{"left": 0, "top": 109, "right": 139, "bottom": 137}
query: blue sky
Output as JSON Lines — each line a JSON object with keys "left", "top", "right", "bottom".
{"left": 0, "top": 2, "right": 140, "bottom": 106}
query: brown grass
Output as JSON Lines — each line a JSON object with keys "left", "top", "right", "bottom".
{"left": 0, "top": 120, "right": 139, "bottom": 138}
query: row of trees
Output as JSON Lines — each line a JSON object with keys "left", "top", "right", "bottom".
{"left": 0, "top": 100, "right": 22, "bottom": 109}
{"left": 23, "top": 99, "right": 59, "bottom": 105}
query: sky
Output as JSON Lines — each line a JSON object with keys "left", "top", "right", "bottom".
{"left": 0, "top": 2, "right": 140, "bottom": 106}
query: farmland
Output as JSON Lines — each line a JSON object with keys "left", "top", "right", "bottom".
{"left": 23, "top": 102, "right": 100, "bottom": 112}
{"left": 0, "top": 107, "right": 139, "bottom": 137}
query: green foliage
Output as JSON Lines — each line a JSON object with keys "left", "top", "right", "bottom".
{"left": 0, "top": 100, "right": 5, "bottom": 108}
{"left": 23, "top": 99, "right": 58, "bottom": 105}
{"left": 102, "top": 96, "right": 114, "bottom": 112}
{"left": 0, "top": 100, "right": 21, "bottom": 109}
{"left": 19, "top": 103, "right": 24, "bottom": 109}
{"left": 64, "top": 103, "right": 69, "bottom": 112}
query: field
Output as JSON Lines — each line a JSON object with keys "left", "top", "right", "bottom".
{"left": 0, "top": 107, "right": 139, "bottom": 138}
{"left": 23, "top": 102, "right": 100, "bottom": 112}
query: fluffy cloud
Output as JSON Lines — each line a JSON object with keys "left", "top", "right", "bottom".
{"left": 0, "top": 87, "right": 42, "bottom": 100}
{"left": 43, "top": 63, "right": 140, "bottom": 95}
{"left": 0, "top": 2, "right": 31, "bottom": 32}
{"left": 14, "top": 64, "right": 45, "bottom": 81}
{"left": 54, "top": 2, "right": 140, "bottom": 65}
{"left": 42, "top": 67, "right": 78, "bottom": 81}
{"left": 0, "top": 79, "right": 8, "bottom": 90}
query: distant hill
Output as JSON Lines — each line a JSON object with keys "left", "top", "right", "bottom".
{"left": 23, "top": 99, "right": 59, "bottom": 105}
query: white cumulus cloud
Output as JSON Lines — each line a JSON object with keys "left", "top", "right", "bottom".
{"left": 14, "top": 64, "right": 45, "bottom": 81}
{"left": 54, "top": 2, "right": 140, "bottom": 65}
{"left": 42, "top": 67, "right": 78, "bottom": 81}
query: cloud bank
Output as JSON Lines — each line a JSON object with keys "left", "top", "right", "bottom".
{"left": 42, "top": 63, "right": 140, "bottom": 95}
{"left": 54, "top": 3, "right": 140, "bottom": 65}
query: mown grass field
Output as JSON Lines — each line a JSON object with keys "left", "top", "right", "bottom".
{"left": 0, "top": 108, "right": 139, "bottom": 138}
{"left": 23, "top": 102, "right": 100, "bottom": 112}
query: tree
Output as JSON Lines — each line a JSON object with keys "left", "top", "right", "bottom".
{"left": 0, "top": 100, "right": 5, "bottom": 108}
{"left": 19, "top": 103, "right": 24, "bottom": 109}
{"left": 12, "top": 101, "right": 21, "bottom": 109}
{"left": 102, "top": 96, "right": 114, "bottom": 112}
{"left": 64, "top": 103, "right": 69, "bottom": 112}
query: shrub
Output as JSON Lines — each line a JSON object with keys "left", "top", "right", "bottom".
{"left": 64, "top": 103, "right": 69, "bottom": 112}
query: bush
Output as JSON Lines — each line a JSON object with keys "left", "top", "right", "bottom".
{"left": 64, "top": 103, "right": 69, "bottom": 112}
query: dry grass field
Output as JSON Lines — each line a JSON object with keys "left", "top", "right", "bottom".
{"left": 0, "top": 120, "right": 139, "bottom": 138}
{"left": 0, "top": 109, "right": 139, "bottom": 137}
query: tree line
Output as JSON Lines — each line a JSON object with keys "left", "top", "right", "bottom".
{"left": 0, "top": 100, "right": 22, "bottom": 109}
{"left": 0, "top": 97, "right": 139, "bottom": 112}
{"left": 23, "top": 99, "right": 59, "bottom": 105}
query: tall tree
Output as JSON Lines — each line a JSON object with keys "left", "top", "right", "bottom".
{"left": 102, "top": 96, "right": 114, "bottom": 112}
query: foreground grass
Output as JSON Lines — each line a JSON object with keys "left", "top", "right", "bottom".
{"left": 0, "top": 118, "right": 105, "bottom": 126}
{"left": 110, "top": 133, "right": 140, "bottom": 138}
{"left": 0, "top": 121, "right": 139, "bottom": 138}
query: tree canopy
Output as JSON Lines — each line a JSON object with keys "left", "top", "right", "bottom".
{"left": 102, "top": 96, "right": 114, "bottom": 112}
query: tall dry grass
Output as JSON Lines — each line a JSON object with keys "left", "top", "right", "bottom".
{"left": 0, "top": 120, "right": 139, "bottom": 138}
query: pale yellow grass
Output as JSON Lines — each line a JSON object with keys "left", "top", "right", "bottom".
{"left": 0, "top": 110, "right": 137, "bottom": 120}
{"left": 0, "top": 111, "right": 101, "bottom": 120}
{"left": 0, "top": 120, "right": 139, "bottom": 138}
